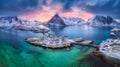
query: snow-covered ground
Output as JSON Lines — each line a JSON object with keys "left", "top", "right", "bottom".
{"left": 0, "top": 16, "right": 50, "bottom": 33}
{"left": 26, "top": 36, "right": 74, "bottom": 48}
{"left": 99, "top": 39, "right": 120, "bottom": 60}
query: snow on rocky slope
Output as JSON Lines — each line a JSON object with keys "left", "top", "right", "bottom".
{"left": 47, "top": 14, "right": 85, "bottom": 26}
{"left": 47, "top": 14, "right": 66, "bottom": 26}
{"left": 62, "top": 17, "right": 85, "bottom": 25}
{"left": 0, "top": 16, "right": 50, "bottom": 33}
{"left": 99, "top": 39, "right": 120, "bottom": 60}
{"left": 88, "top": 16, "right": 118, "bottom": 26}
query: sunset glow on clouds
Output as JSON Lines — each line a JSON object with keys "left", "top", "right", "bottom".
{"left": 0, "top": 0, "right": 120, "bottom": 22}
{"left": 19, "top": 2, "right": 94, "bottom": 22}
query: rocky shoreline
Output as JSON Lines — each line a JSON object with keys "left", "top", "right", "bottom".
{"left": 93, "top": 27, "right": 120, "bottom": 64}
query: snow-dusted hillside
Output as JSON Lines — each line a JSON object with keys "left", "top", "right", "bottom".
{"left": 0, "top": 16, "right": 50, "bottom": 33}
{"left": 99, "top": 39, "right": 120, "bottom": 60}
{"left": 0, "top": 16, "right": 22, "bottom": 27}
{"left": 0, "top": 16, "right": 41, "bottom": 28}
{"left": 62, "top": 17, "right": 85, "bottom": 26}
{"left": 88, "top": 16, "right": 118, "bottom": 26}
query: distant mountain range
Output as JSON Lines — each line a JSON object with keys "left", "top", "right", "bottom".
{"left": 47, "top": 13, "right": 85, "bottom": 26}
{"left": 88, "top": 16, "right": 118, "bottom": 26}
{"left": 0, "top": 16, "right": 41, "bottom": 26}
{"left": 0, "top": 14, "right": 120, "bottom": 27}
{"left": 62, "top": 17, "right": 85, "bottom": 26}
{"left": 0, "top": 16, "right": 47, "bottom": 33}
{"left": 0, "top": 16, "right": 22, "bottom": 26}
{"left": 47, "top": 14, "right": 119, "bottom": 26}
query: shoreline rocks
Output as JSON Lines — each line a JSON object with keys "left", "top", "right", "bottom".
{"left": 93, "top": 27, "right": 120, "bottom": 63}
{"left": 110, "top": 27, "right": 120, "bottom": 39}
{"left": 93, "top": 39, "right": 120, "bottom": 63}
{"left": 99, "top": 39, "right": 120, "bottom": 60}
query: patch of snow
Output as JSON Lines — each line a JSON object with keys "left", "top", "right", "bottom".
{"left": 99, "top": 39, "right": 120, "bottom": 59}
{"left": 0, "top": 16, "right": 50, "bottom": 33}
{"left": 62, "top": 17, "right": 85, "bottom": 25}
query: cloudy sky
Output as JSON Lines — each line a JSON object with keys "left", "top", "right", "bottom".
{"left": 0, "top": 0, "right": 120, "bottom": 22}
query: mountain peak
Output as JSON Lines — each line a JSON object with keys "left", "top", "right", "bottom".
{"left": 54, "top": 13, "right": 59, "bottom": 17}
{"left": 48, "top": 13, "right": 66, "bottom": 26}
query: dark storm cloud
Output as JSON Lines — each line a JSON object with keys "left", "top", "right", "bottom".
{"left": 50, "top": 0, "right": 79, "bottom": 11}
{"left": 0, "top": 0, "right": 42, "bottom": 16}
{"left": 0, "top": 0, "right": 39, "bottom": 11}
{"left": 84, "top": 0, "right": 120, "bottom": 18}
{"left": 0, "top": 0, "right": 120, "bottom": 18}
{"left": 45, "top": 0, "right": 120, "bottom": 18}
{"left": 49, "top": 0, "right": 120, "bottom": 18}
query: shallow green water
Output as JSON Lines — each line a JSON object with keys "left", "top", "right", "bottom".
{"left": 0, "top": 25, "right": 114, "bottom": 67}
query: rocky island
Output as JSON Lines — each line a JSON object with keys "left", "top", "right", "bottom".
{"left": 26, "top": 35, "right": 95, "bottom": 49}
{"left": 26, "top": 36, "right": 74, "bottom": 49}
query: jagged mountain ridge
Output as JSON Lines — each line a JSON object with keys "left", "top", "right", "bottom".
{"left": 88, "top": 16, "right": 118, "bottom": 26}
{"left": 62, "top": 17, "right": 85, "bottom": 25}
{"left": 0, "top": 14, "right": 119, "bottom": 27}
{"left": 0, "top": 16, "right": 22, "bottom": 25}
{"left": 0, "top": 16, "right": 41, "bottom": 26}
{"left": 0, "top": 16, "right": 50, "bottom": 33}
{"left": 47, "top": 13, "right": 85, "bottom": 26}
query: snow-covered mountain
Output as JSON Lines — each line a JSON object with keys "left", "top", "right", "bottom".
{"left": 47, "top": 14, "right": 66, "bottom": 26}
{"left": 47, "top": 14, "right": 85, "bottom": 26}
{"left": 0, "top": 16, "right": 22, "bottom": 27}
{"left": 62, "top": 17, "right": 85, "bottom": 25}
{"left": 88, "top": 16, "right": 118, "bottom": 26}
{"left": 0, "top": 16, "right": 50, "bottom": 33}
{"left": 0, "top": 16, "right": 41, "bottom": 27}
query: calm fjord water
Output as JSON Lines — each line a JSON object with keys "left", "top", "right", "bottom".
{"left": 0, "top": 25, "right": 115, "bottom": 67}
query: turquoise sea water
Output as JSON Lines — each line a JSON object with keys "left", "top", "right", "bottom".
{"left": 0, "top": 25, "right": 115, "bottom": 67}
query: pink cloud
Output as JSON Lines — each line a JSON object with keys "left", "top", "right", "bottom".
{"left": 19, "top": 4, "right": 94, "bottom": 22}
